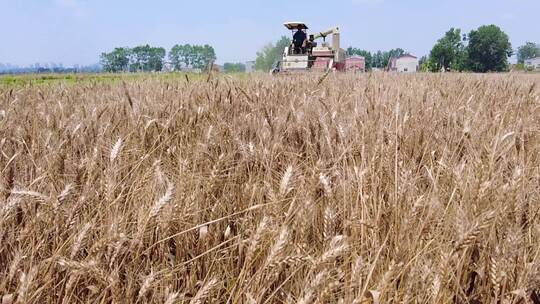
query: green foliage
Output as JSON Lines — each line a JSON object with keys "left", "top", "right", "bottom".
{"left": 372, "top": 51, "right": 385, "bottom": 68}
{"left": 129, "top": 45, "right": 166, "bottom": 72}
{"left": 512, "top": 63, "right": 525, "bottom": 71}
{"left": 426, "top": 25, "right": 513, "bottom": 73}
{"left": 102, "top": 44, "right": 216, "bottom": 73}
{"left": 370, "top": 49, "right": 406, "bottom": 68}
{"left": 100, "top": 48, "right": 131, "bottom": 73}
{"left": 346, "top": 47, "right": 372, "bottom": 70}
{"left": 454, "top": 47, "right": 470, "bottom": 72}
{"left": 169, "top": 44, "right": 216, "bottom": 71}
{"left": 169, "top": 44, "right": 193, "bottom": 70}
{"left": 467, "top": 25, "right": 512, "bottom": 72}
{"left": 1, "top": 73, "right": 206, "bottom": 88}
{"left": 223, "top": 62, "right": 246, "bottom": 73}
{"left": 346, "top": 48, "right": 407, "bottom": 70}
{"left": 429, "top": 28, "right": 467, "bottom": 72}
{"left": 419, "top": 55, "right": 428, "bottom": 67}
{"left": 387, "top": 48, "right": 406, "bottom": 60}
{"left": 254, "top": 36, "right": 291, "bottom": 71}
{"left": 517, "top": 42, "right": 540, "bottom": 64}
{"left": 192, "top": 45, "right": 217, "bottom": 70}
{"left": 419, "top": 56, "right": 433, "bottom": 72}
{"left": 254, "top": 43, "right": 275, "bottom": 71}
{"left": 101, "top": 46, "right": 165, "bottom": 73}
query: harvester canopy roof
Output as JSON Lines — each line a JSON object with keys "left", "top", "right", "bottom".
{"left": 284, "top": 22, "right": 308, "bottom": 30}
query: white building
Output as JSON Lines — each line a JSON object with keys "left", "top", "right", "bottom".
{"left": 388, "top": 55, "right": 418, "bottom": 73}
{"left": 245, "top": 61, "right": 255, "bottom": 73}
{"left": 525, "top": 57, "right": 540, "bottom": 70}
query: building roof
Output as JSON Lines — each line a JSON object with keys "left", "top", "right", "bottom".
{"left": 395, "top": 54, "right": 417, "bottom": 59}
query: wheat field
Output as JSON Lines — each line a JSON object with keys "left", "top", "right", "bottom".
{"left": 1, "top": 72, "right": 540, "bottom": 303}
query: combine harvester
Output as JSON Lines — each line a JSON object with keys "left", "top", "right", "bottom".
{"left": 272, "top": 22, "right": 364, "bottom": 74}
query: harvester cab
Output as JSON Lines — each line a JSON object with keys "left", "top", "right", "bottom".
{"left": 273, "top": 22, "right": 312, "bottom": 73}
{"left": 272, "top": 22, "right": 346, "bottom": 74}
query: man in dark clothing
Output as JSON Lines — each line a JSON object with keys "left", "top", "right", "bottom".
{"left": 293, "top": 25, "right": 307, "bottom": 54}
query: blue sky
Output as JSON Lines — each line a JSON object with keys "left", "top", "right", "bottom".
{"left": 0, "top": 0, "right": 538, "bottom": 66}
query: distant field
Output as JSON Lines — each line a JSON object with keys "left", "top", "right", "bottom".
{"left": 0, "top": 72, "right": 210, "bottom": 87}
{"left": 1, "top": 72, "right": 540, "bottom": 303}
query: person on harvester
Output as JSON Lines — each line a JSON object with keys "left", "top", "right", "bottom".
{"left": 293, "top": 25, "right": 307, "bottom": 54}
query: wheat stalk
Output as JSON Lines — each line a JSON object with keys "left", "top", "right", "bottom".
{"left": 16, "top": 266, "right": 37, "bottom": 304}
{"left": 319, "top": 173, "right": 332, "bottom": 197}
{"left": 164, "top": 290, "right": 179, "bottom": 304}
{"left": 2, "top": 73, "right": 539, "bottom": 303}
{"left": 190, "top": 278, "right": 219, "bottom": 304}
{"left": 454, "top": 211, "right": 496, "bottom": 252}
{"left": 149, "top": 183, "right": 174, "bottom": 220}
{"left": 57, "top": 183, "right": 74, "bottom": 203}
{"left": 265, "top": 228, "right": 289, "bottom": 267}
{"left": 70, "top": 222, "right": 92, "bottom": 258}
{"left": 323, "top": 206, "right": 336, "bottom": 241}
{"left": 246, "top": 216, "right": 270, "bottom": 262}
{"left": 298, "top": 270, "right": 329, "bottom": 304}
{"left": 137, "top": 271, "right": 156, "bottom": 300}
{"left": 279, "top": 165, "right": 294, "bottom": 196}
{"left": 109, "top": 137, "right": 123, "bottom": 163}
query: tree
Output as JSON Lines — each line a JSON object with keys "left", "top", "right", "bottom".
{"left": 148, "top": 47, "right": 166, "bottom": 71}
{"left": 346, "top": 47, "right": 372, "bottom": 70}
{"left": 191, "top": 45, "right": 216, "bottom": 70}
{"left": 467, "top": 25, "right": 513, "bottom": 72}
{"left": 419, "top": 55, "right": 433, "bottom": 71}
{"left": 100, "top": 48, "right": 130, "bottom": 73}
{"left": 454, "top": 46, "right": 470, "bottom": 72}
{"left": 169, "top": 44, "right": 194, "bottom": 70}
{"left": 169, "top": 44, "right": 215, "bottom": 71}
{"left": 429, "top": 28, "right": 466, "bottom": 71}
{"left": 372, "top": 51, "right": 385, "bottom": 68}
{"left": 370, "top": 49, "right": 406, "bottom": 69}
{"left": 388, "top": 48, "right": 406, "bottom": 59}
{"left": 254, "top": 36, "right": 291, "bottom": 71}
{"left": 517, "top": 42, "right": 540, "bottom": 64}
{"left": 130, "top": 45, "right": 149, "bottom": 72}
{"left": 223, "top": 62, "right": 246, "bottom": 73}
{"left": 129, "top": 45, "right": 166, "bottom": 72}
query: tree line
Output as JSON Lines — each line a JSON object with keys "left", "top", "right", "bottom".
{"left": 346, "top": 48, "right": 410, "bottom": 70}
{"left": 349, "top": 25, "right": 538, "bottom": 73}
{"left": 427, "top": 25, "right": 539, "bottom": 72}
{"left": 425, "top": 25, "right": 514, "bottom": 72}
{"left": 255, "top": 24, "right": 539, "bottom": 73}
{"left": 100, "top": 44, "right": 216, "bottom": 73}
{"left": 0, "top": 63, "right": 101, "bottom": 75}
{"left": 223, "top": 62, "right": 246, "bottom": 73}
